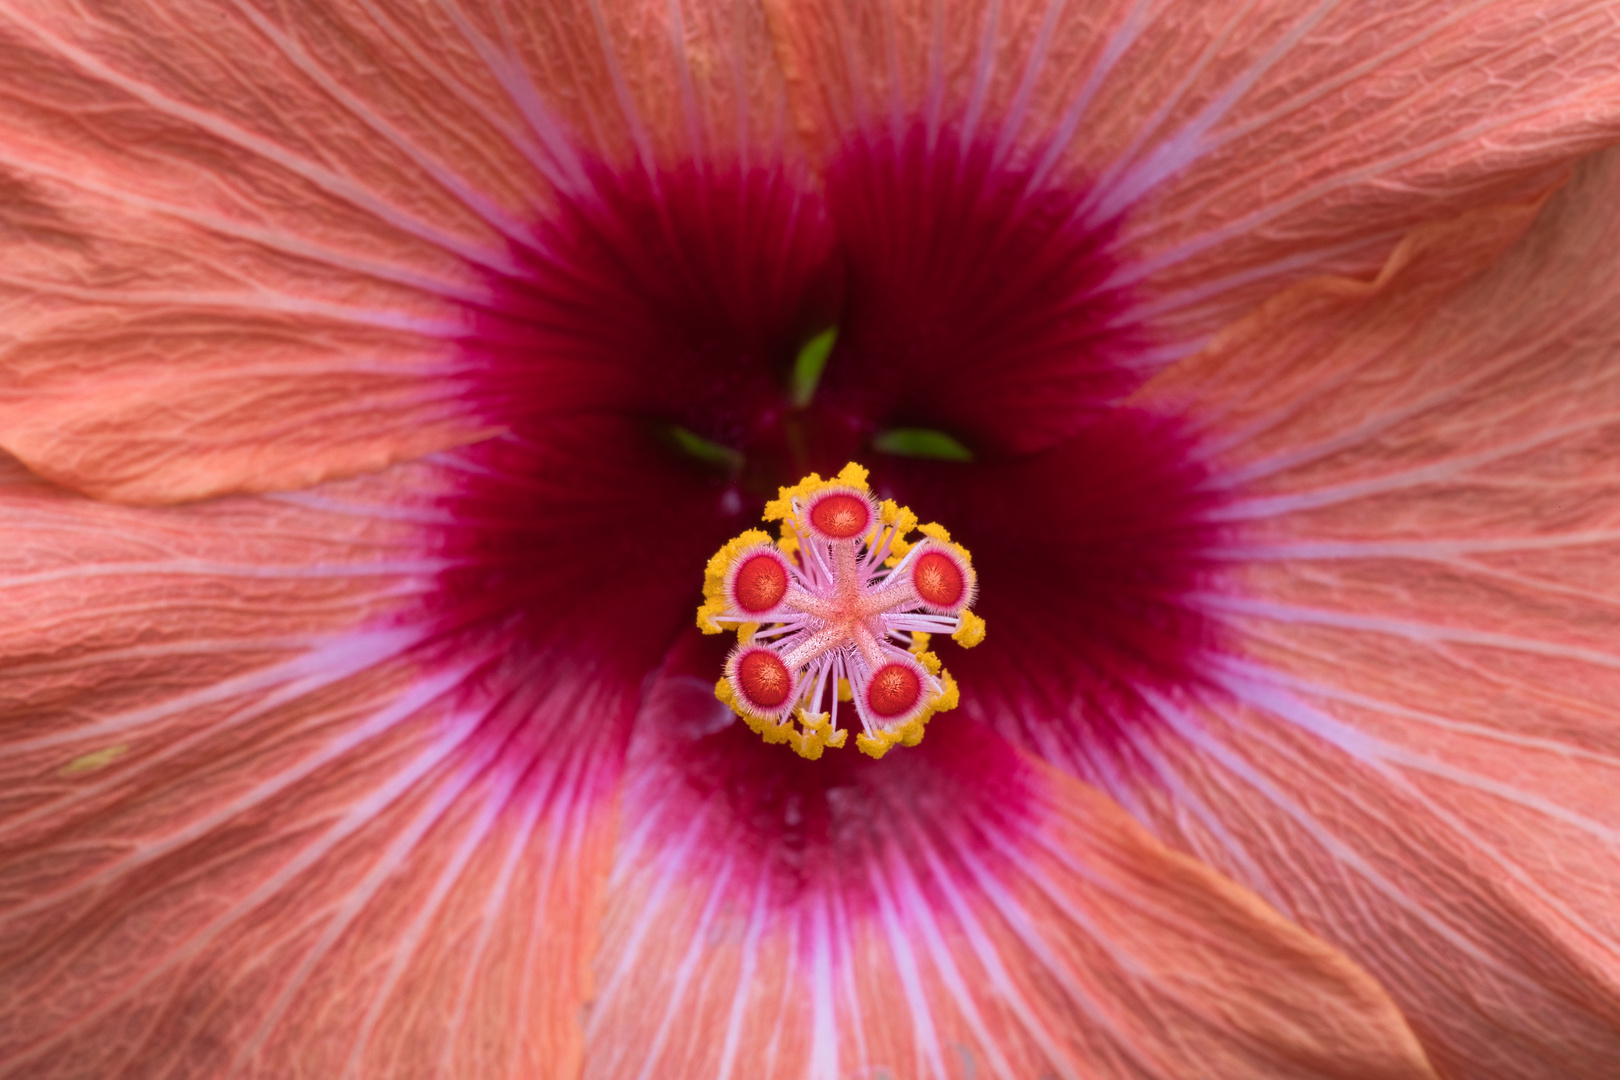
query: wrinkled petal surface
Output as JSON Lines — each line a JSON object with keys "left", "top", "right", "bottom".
{"left": 1118, "top": 151, "right": 1620, "bottom": 1078}
{"left": 8, "top": 3, "right": 1620, "bottom": 1078}
{"left": 9, "top": 0, "right": 1620, "bottom": 499}
{"left": 765, "top": 0, "right": 1620, "bottom": 349}
{"left": 0, "top": 456, "right": 622, "bottom": 1079}
{"left": 0, "top": 0, "right": 788, "bottom": 502}
{"left": 580, "top": 652, "right": 1437, "bottom": 1080}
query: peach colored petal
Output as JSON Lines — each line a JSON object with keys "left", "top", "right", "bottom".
{"left": 0, "top": 456, "right": 615, "bottom": 1079}
{"left": 582, "top": 674, "right": 1436, "bottom": 1080}
{"left": 1121, "top": 150, "right": 1620, "bottom": 1076}
{"left": 764, "top": 0, "right": 1620, "bottom": 354}
{"left": 0, "top": 0, "right": 791, "bottom": 503}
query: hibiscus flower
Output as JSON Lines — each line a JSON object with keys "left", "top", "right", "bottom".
{"left": 3, "top": 1, "right": 1620, "bottom": 1077}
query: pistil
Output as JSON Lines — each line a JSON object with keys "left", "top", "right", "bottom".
{"left": 698, "top": 463, "right": 983, "bottom": 759}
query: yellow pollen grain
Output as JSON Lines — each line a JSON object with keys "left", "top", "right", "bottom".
{"left": 835, "top": 462, "right": 870, "bottom": 488}
{"left": 953, "top": 610, "right": 986, "bottom": 648}
{"left": 895, "top": 718, "right": 926, "bottom": 747}
{"left": 786, "top": 709, "right": 849, "bottom": 760}
{"left": 857, "top": 730, "right": 898, "bottom": 759}
{"left": 60, "top": 745, "right": 129, "bottom": 777}
{"left": 879, "top": 499, "right": 917, "bottom": 533}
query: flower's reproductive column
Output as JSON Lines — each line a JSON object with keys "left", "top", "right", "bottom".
{"left": 698, "top": 464, "right": 986, "bottom": 759}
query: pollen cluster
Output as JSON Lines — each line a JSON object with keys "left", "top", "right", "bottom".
{"left": 698, "top": 463, "right": 984, "bottom": 759}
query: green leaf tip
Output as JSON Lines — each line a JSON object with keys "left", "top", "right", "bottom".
{"left": 789, "top": 326, "right": 838, "bottom": 407}
{"left": 670, "top": 426, "right": 744, "bottom": 471}
{"left": 871, "top": 428, "right": 975, "bottom": 462}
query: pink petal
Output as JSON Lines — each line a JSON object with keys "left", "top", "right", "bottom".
{"left": 0, "top": 0, "right": 787, "bottom": 502}
{"left": 0, "top": 456, "right": 619, "bottom": 1078}
{"left": 582, "top": 658, "right": 1438, "bottom": 1080}
{"left": 1123, "top": 150, "right": 1620, "bottom": 1076}
{"left": 764, "top": 0, "right": 1620, "bottom": 353}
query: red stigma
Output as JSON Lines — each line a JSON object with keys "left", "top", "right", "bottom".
{"left": 809, "top": 493, "right": 871, "bottom": 539}
{"left": 738, "top": 650, "right": 792, "bottom": 708}
{"left": 734, "top": 553, "right": 788, "bottom": 613}
{"left": 867, "top": 662, "right": 923, "bottom": 718}
{"left": 913, "top": 551, "right": 965, "bottom": 608}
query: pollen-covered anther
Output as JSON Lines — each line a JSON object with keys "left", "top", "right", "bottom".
{"left": 701, "top": 462, "right": 984, "bottom": 759}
